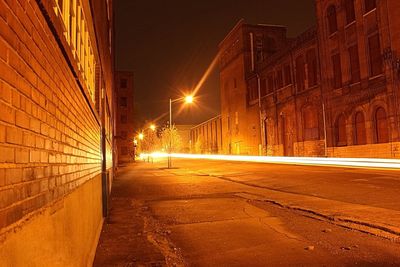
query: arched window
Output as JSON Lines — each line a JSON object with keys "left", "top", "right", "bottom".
{"left": 327, "top": 5, "right": 338, "bottom": 35}
{"left": 345, "top": 0, "right": 356, "bottom": 24}
{"left": 303, "top": 105, "right": 319, "bottom": 141}
{"left": 375, "top": 107, "right": 389, "bottom": 143}
{"left": 335, "top": 114, "right": 347, "bottom": 146}
{"left": 354, "top": 112, "right": 366, "bottom": 145}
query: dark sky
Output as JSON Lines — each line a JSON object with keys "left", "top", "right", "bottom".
{"left": 115, "top": 0, "right": 316, "bottom": 127}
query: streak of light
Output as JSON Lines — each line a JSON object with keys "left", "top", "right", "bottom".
{"left": 192, "top": 52, "right": 220, "bottom": 96}
{"left": 139, "top": 152, "right": 400, "bottom": 170}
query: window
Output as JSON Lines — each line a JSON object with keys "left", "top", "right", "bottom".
{"left": 120, "top": 78, "right": 127, "bottom": 88}
{"left": 368, "top": 33, "right": 383, "bottom": 77}
{"left": 120, "top": 97, "right": 127, "bottom": 107}
{"left": 349, "top": 44, "right": 361, "bottom": 83}
{"left": 335, "top": 115, "right": 347, "bottom": 146}
{"left": 265, "top": 37, "right": 277, "bottom": 55}
{"left": 284, "top": 65, "right": 292, "bottom": 86}
{"left": 332, "top": 53, "right": 342, "bottom": 88}
{"left": 306, "top": 49, "right": 318, "bottom": 87}
{"left": 364, "top": 0, "right": 376, "bottom": 13}
{"left": 120, "top": 115, "right": 127, "bottom": 124}
{"left": 255, "top": 36, "right": 264, "bottom": 62}
{"left": 295, "top": 55, "right": 305, "bottom": 91}
{"left": 354, "top": 112, "right": 366, "bottom": 145}
{"left": 303, "top": 106, "right": 319, "bottom": 141}
{"left": 266, "top": 74, "right": 274, "bottom": 94}
{"left": 375, "top": 107, "right": 389, "bottom": 143}
{"left": 345, "top": 0, "right": 356, "bottom": 24}
{"left": 327, "top": 5, "right": 338, "bottom": 35}
{"left": 276, "top": 69, "right": 283, "bottom": 89}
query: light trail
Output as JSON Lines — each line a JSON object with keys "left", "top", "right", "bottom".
{"left": 140, "top": 152, "right": 400, "bottom": 170}
{"left": 192, "top": 52, "right": 220, "bottom": 96}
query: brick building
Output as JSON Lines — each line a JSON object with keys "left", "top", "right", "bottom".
{"left": 217, "top": 0, "right": 400, "bottom": 158}
{"left": 115, "top": 71, "right": 134, "bottom": 163}
{"left": 0, "top": 0, "right": 115, "bottom": 265}
{"left": 190, "top": 115, "right": 223, "bottom": 154}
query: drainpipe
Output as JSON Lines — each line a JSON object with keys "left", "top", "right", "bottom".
{"left": 256, "top": 73, "right": 264, "bottom": 155}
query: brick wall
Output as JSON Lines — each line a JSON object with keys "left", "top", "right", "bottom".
{"left": 0, "top": 0, "right": 105, "bottom": 237}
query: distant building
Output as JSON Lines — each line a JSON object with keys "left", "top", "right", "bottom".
{"left": 216, "top": 0, "right": 400, "bottom": 158}
{"left": 190, "top": 116, "right": 223, "bottom": 154}
{"left": 0, "top": 0, "right": 115, "bottom": 265}
{"left": 115, "top": 71, "right": 135, "bottom": 163}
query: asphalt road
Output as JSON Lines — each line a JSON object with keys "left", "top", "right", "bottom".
{"left": 94, "top": 158, "right": 400, "bottom": 266}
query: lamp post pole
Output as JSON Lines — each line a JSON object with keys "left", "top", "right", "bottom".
{"left": 169, "top": 98, "right": 172, "bottom": 168}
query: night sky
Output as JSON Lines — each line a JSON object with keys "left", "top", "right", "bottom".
{"left": 115, "top": 0, "right": 316, "bottom": 127}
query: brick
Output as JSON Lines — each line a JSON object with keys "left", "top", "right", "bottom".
{"left": 35, "top": 135, "right": 44, "bottom": 149}
{"left": 11, "top": 90, "right": 20, "bottom": 108}
{"left": 30, "top": 118, "right": 40, "bottom": 133}
{"left": 22, "top": 168, "right": 34, "bottom": 182}
{"left": 0, "top": 188, "right": 18, "bottom": 209}
{"left": 15, "top": 148, "right": 29, "bottom": 163}
{"left": 0, "top": 82, "right": 12, "bottom": 103}
{"left": 15, "top": 110, "right": 30, "bottom": 129}
{"left": 40, "top": 151, "right": 48, "bottom": 163}
{"left": 29, "top": 150, "right": 41, "bottom": 163}
{"left": 0, "top": 124, "right": 5, "bottom": 142}
{"left": 22, "top": 131, "right": 35, "bottom": 147}
{"left": 27, "top": 181, "right": 40, "bottom": 197}
{"left": 5, "top": 168, "right": 22, "bottom": 185}
{"left": 0, "top": 101, "right": 15, "bottom": 124}
{"left": 5, "top": 126, "right": 22, "bottom": 145}
{"left": 0, "top": 146, "right": 14, "bottom": 163}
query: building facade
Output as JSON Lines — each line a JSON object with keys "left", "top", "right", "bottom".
{"left": 190, "top": 115, "right": 223, "bottom": 154}
{"left": 0, "top": 0, "right": 115, "bottom": 265}
{"left": 115, "top": 71, "right": 134, "bottom": 163}
{"left": 217, "top": 0, "right": 400, "bottom": 158}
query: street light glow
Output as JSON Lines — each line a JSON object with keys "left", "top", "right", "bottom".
{"left": 138, "top": 133, "right": 144, "bottom": 140}
{"left": 150, "top": 124, "right": 156, "bottom": 131}
{"left": 184, "top": 95, "right": 194, "bottom": 104}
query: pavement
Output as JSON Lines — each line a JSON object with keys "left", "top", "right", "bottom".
{"left": 93, "top": 158, "right": 400, "bottom": 266}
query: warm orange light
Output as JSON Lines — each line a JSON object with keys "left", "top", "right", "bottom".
{"left": 138, "top": 133, "right": 144, "bottom": 140}
{"left": 139, "top": 153, "right": 400, "bottom": 170}
{"left": 184, "top": 95, "right": 194, "bottom": 104}
{"left": 150, "top": 124, "right": 156, "bottom": 131}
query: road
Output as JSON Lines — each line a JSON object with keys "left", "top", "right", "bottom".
{"left": 94, "top": 158, "right": 400, "bottom": 266}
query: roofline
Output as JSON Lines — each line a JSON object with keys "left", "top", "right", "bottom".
{"left": 218, "top": 19, "right": 245, "bottom": 47}
{"left": 190, "top": 115, "right": 222, "bottom": 130}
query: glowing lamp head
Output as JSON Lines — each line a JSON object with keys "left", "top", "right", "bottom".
{"left": 138, "top": 133, "right": 144, "bottom": 140}
{"left": 150, "top": 124, "right": 156, "bottom": 131}
{"left": 184, "top": 95, "right": 194, "bottom": 104}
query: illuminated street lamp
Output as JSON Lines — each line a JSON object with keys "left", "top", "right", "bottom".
{"left": 138, "top": 133, "right": 144, "bottom": 140}
{"left": 149, "top": 124, "right": 156, "bottom": 131}
{"left": 168, "top": 94, "right": 194, "bottom": 168}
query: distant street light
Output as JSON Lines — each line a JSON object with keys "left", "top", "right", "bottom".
{"left": 150, "top": 124, "right": 156, "bottom": 131}
{"left": 168, "top": 94, "right": 194, "bottom": 168}
{"left": 138, "top": 133, "right": 144, "bottom": 140}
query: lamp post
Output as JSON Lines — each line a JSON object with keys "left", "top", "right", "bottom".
{"left": 168, "top": 95, "right": 194, "bottom": 168}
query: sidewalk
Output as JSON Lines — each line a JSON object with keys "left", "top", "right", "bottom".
{"left": 93, "top": 164, "right": 168, "bottom": 267}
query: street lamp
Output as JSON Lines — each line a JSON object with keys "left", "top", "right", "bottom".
{"left": 138, "top": 133, "right": 144, "bottom": 140}
{"left": 168, "top": 94, "right": 194, "bottom": 168}
{"left": 149, "top": 124, "right": 156, "bottom": 131}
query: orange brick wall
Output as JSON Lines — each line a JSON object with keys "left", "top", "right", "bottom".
{"left": 0, "top": 0, "right": 106, "bottom": 234}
